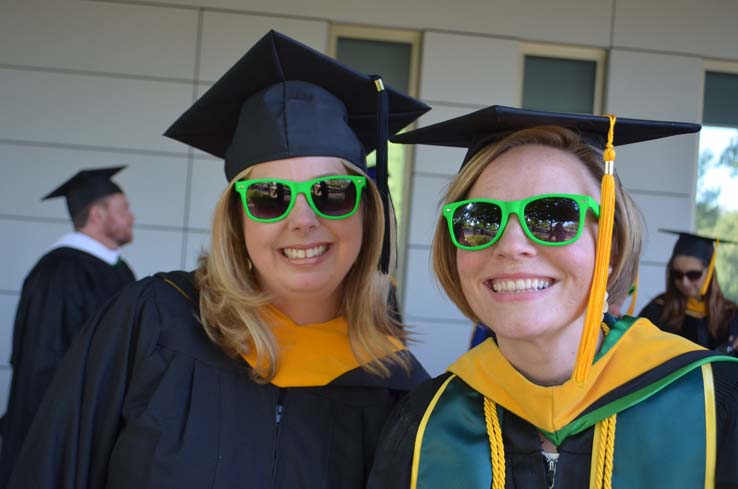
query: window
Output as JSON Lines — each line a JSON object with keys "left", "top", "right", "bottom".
{"left": 520, "top": 43, "right": 605, "bottom": 114}
{"left": 329, "top": 25, "right": 422, "bottom": 295}
{"left": 697, "top": 64, "right": 738, "bottom": 301}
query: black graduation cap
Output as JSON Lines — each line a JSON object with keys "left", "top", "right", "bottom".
{"left": 43, "top": 166, "right": 125, "bottom": 220}
{"left": 164, "top": 30, "right": 429, "bottom": 182}
{"left": 392, "top": 105, "right": 700, "bottom": 168}
{"left": 661, "top": 229, "right": 736, "bottom": 264}
{"left": 164, "top": 30, "right": 429, "bottom": 274}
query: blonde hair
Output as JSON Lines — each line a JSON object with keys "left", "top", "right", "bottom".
{"left": 196, "top": 160, "right": 408, "bottom": 382}
{"left": 432, "top": 126, "right": 643, "bottom": 323}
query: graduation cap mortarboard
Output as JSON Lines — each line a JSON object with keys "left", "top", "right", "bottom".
{"left": 394, "top": 105, "right": 701, "bottom": 383}
{"left": 661, "top": 229, "right": 737, "bottom": 296}
{"left": 392, "top": 105, "right": 700, "bottom": 168}
{"left": 42, "top": 166, "right": 126, "bottom": 220}
{"left": 164, "top": 29, "right": 429, "bottom": 182}
{"left": 164, "top": 30, "right": 429, "bottom": 274}
{"left": 661, "top": 229, "right": 736, "bottom": 263}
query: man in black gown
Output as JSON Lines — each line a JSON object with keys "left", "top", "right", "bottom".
{"left": 0, "top": 166, "right": 136, "bottom": 483}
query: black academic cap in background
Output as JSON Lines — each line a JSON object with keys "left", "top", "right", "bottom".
{"left": 391, "top": 105, "right": 700, "bottom": 169}
{"left": 43, "top": 166, "right": 126, "bottom": 220}
{"left": 661, "top": 229, "right": 737, "bottom": 265}
{"left": 164, "top": 30, "right": 430, "bottom": 182}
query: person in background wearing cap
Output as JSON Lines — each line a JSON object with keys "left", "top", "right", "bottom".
{"left": 368, "top": 106, "right": 738, "bottom": 488}
{"left": 0, "top": 166, "right": 135, "bottom": 485}
{"left": 640, "top": 230, "right": 738, "bottom": 354}
{"left": 5, "top": 31, "right": 429, "bottom": 489}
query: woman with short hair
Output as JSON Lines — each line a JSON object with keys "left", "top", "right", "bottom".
{"left": 368, "top": 106, "right": 738, "bottom": 488}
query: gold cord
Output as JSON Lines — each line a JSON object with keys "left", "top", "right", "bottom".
{"left": 593, "top": 414, "right": 617, "bottom": 489}
{"left": 484, "top": 397, "right": 506, "bottom": 489}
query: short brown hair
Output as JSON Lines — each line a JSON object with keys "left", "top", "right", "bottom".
{"left": 72, "top": 194, "right": 112, "bottom": 230}
{"left": 432, "top": 126, "right": 643, "bottom": 322}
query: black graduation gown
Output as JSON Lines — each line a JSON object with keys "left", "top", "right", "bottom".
{"left": 6, "top": 271, "right": 429, "bottom": 489}
{"left": 640, "top": 295, "right": 738, "bottom": 351}
{"left": 367, "top": 364, "right": 738, "bottom": 489}
{"left": 0, "top": 247, "right": 135, "bottom": 484}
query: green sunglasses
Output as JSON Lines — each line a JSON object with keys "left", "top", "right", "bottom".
{"left": 443, "top": 193, "right": 600, "bottom": 250}
{"left": 234, "top": 175, "right": 366, "bottom": 223}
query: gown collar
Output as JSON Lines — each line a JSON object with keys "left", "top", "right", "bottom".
{"left": 49, "top": 231, "right": 121, "bottom": 265}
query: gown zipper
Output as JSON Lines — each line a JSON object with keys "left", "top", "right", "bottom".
{"left": 542, "top": 451, "right": 559, "bottom": 489}
{"left": 271, "top": 388, "right": 288, "bottom": 487}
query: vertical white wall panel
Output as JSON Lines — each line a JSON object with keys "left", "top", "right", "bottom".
{"left": 106, "top": 0, "right": 612, "bottom": 48}
{"left": 607, "top": 50, "right": 704, "bottom": 122}
{"left": 635, "top": 263, "right": 669, "bottom": 313}
{"left": 0, "top": 369, "right": 11, "bottom": 414}
{"left": 123, "top": 229, "right": 186, "bottom": 278}
{"left": 606, "top": 50, "right": 705, "bottom": 310}
{"left": 403, "top": 247, "right": 467, "bottom": 322}
{"left": 188, "top": 158, "right": 230, "bottom": 230}
{"left": 630, "top": 192, "right": 696, "bottom": 263}
{"left": 0, "top": 0, "right": 199, "bottom": 78}
{"left": 185, "top": 231, "right": 212, "bottom": 270}
{"left": 406, "top": 319, "right": 474, "bottom": 377}
{"left": 0, "top": 69, "right": 194, "bottom": 154}
{"left": 199, "top": 12, "right": 328, "bottom": 82}
{"left": 419, "top": 31, "right": 520, "bottom": 106}
{"left": 614, "top": 0, "right": 738, "bottom": 60}
{"left": 407, "top": 174, "right": 452, "bottom": 247}
{"left": 615, "top": 135, "right": 700, "bottom": 195}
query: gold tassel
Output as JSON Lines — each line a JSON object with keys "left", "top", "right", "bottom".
{"left": 699, "top": 240, "right": 719, "bottom": 297}
{"left": 573, "top": 115, "right": 617, "bottom": 384}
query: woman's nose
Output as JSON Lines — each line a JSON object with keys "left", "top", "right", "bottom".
{"left": 492, "top": 214, "right": 537, "bottom": 258}
{"left": 287, "top": 194, "right": 319, "bottom": 231}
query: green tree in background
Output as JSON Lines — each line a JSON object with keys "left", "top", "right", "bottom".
{"left": 696, "top": 136, "right": 738, "bottom": 302}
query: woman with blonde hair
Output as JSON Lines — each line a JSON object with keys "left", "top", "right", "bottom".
{"left": 368, "top": 106, "right": 738, "bottom": 488}
{"left": 7, "top": 31, "right": 428, "bottom": 489}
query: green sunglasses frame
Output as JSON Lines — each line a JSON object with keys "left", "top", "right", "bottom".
{"left": 443, "top": 193, "right": 601, "bottom": 250}
{"left": 234, "top": 175, "right": 366, "bottom": 223}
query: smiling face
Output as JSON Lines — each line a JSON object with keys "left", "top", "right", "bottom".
{"left": 241, "top": 156, "right": 364, "bottom": 314}
{"left": 456, "top": 144, "right": 600, "bottom": 347}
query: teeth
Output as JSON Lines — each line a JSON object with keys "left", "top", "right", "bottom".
{"left": 283, "top": 245, "right": 327, "bottom": 259}
{"left": 490, "top": 278, "right": 551, "bottom": 293}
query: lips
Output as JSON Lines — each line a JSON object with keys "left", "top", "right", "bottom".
{"left": 487, "top": 277, "right": 552, "bottom": 293}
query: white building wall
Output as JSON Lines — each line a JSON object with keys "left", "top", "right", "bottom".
{"left": 1, "top": 0, "right": 736, "bottom": 412}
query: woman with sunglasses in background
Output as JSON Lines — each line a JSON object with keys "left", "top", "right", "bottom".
{"left": 640, "top": 230, "right": 738, "bottom": 354}
{"left": 368, "top": 106, "right": 738, "bottom": 488}
{"left": 6, "top": 31, "right": 429, "bottom": 489}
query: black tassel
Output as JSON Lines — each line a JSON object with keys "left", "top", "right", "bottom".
{"left": 370, "top": 75, "right": 390, "bottom": 274}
